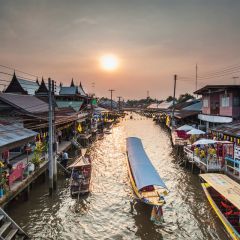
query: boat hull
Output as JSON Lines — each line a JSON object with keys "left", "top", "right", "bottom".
{"left": 126, "top": 155, "right": 164, "bottom": 206}
{"left": 201, "top": 183, "right": 240, "bottom": 240}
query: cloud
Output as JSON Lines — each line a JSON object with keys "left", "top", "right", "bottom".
{"left": 73, "top": 17, "right": 98, "bottom": 25}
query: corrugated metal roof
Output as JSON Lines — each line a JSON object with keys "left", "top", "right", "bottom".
{"left": 182, "top": 101, "right": 202, "bottom": 111}
{"left": 0, "top": 124, "right": 37, "bottom": 150}
{"left": 56, "top": 100, "right": 83, "bottom": 112}
{"left": 18, "top": 79, "right": 39, "bottom": 95}
{"left": 0, "top": 93, "right": 49, "bottom": 113}
{"left": 59, "top": 86, "right": 78, "bottom": 95}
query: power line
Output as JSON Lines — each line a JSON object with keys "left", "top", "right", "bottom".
{"left": 0, "top": 64, "right": 39, "bottom": 78}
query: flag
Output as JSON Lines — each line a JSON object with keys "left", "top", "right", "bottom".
{"left": 77, "top": 123, "right": 82, "bottom": 132}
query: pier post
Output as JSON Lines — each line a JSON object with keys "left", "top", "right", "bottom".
{"left": 48, "top": 78, "right": 54, "bottom": 195}
{"left": 52, "top": 80, "right": 57, "bottom": 190}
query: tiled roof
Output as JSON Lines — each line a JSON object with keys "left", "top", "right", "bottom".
{"left": 18, "top": 79, "right": 39, "bottom": 95}
{"left": 0, "top": 93, "right": 49, "bottom": 113}
{"left": 59, "top": 86, "right": 78, "bottom": 95}
{"left": 56, "top": 100, "right": 83, "bottom": 112}
{"left": 78, "top": 82, "right": 87, "bottom": 96}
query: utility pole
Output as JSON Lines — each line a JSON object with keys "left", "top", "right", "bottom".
{"left": 233, "top": 76, "right": 239, "bottom": 85}
{"left": 52, "top": 80, "right": 57, "bottom": 190}
{"left": 48, "top": 78, "right": 53, "bottom": 195}
{"left": 109, "top": 89, "right": 115, "bottom": 111}
{"left": 117, "top": 96, "right": 122, "bottom": 112}
{"left": 171, "top": 74, "right": 177, "bottom": 128}
{"left": 147, "top": 90, "right": 149, "bottom": 99}
{"left": 195, "top": 64, "right": 198, "bottom": 91}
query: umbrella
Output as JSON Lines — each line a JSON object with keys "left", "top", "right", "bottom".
{"left": 187, "top": 129, "right": 205, "bottom": 135}
{"left": 192, "top": 139, "right": 216, "bottom": 145}
{"left": 177, "top": 124, "right": 195, "bottom": 131}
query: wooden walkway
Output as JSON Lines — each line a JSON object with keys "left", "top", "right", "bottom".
{"left": 0, "top": 141, "right": 72, "bottom": 207}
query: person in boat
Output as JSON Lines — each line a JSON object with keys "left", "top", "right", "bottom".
{"left": 61, "top": 151, "right": 69, "bottom": 168}
{"left": 72, "top": 169, "right": 81, "bottom": 180}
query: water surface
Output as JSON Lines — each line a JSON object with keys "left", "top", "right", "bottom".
{"left": 7, "top": 114, "right": 230, "bottom": 240}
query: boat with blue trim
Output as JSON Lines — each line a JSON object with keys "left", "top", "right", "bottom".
{"left": 126, "top": 137, "right": 168, "bottom": 221}
{"left": 200, "top": 173, "right": 240, "bottom": 240}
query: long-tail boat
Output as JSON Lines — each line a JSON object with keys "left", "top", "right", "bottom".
{"left": 126, "top": 137, "right": 168, "bottom": 221}
{"left": 68, "top": 155, "right": 92, "bottom": 197}
{"left": 200, "top": 173, "right": 240, "bottom": 240}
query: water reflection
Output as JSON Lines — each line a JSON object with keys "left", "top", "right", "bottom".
{"left": 6, "top": 114, "right": 230, "bottom": 239}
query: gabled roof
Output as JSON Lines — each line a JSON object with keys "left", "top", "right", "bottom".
{"left": 194, "top": 85, "right": 240, "bottom": 95}
{"left": 0, "top": 93, "right": 49, "bottom": 114}
{"left": 59, "top": 86, "right": 78, "bottom": 95}
{"left": 78, "top": 82, "right": 87, "bottom": 96}
{"left": 4, "top": 72, "right": 39, "bottom": 95}
{"left": 70, "top": 78, "right": 75, "bottom": 87}
{"left": 56, "top": 100, "right": 83, "bottom": 112}
{"left": 35, "top": 78, "right": 48, "bottom": 95}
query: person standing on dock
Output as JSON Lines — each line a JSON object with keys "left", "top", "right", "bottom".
{"left": 61, "top": 151, "right": 69, "bottom": 168}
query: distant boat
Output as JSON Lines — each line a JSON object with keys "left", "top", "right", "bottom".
{"left": 126, "top": 137, "right": 168, "bottom": 221}
{"left": 200, "top": 173, "right": 240, "bottom": 240}
{"left": 68, "top": 156, "right": 92, "bottom": 197}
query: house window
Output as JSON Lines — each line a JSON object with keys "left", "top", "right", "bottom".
{"left": 233, "top": 96, "right": 240, "bottom": 107}
{"left": 203, "top": 98, "right": 208, "bottom": 108}
{"left": 221, "top": 95, "right": 230, "bottom": 107}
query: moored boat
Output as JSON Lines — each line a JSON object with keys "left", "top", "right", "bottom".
{"left": 126, "top": 137, "right": 168, "bottom": 221}
{"left": 200, "top": 173, "right": 240, "bottom": 240}
{"left": 68, "top": 155, "right": 92, "bottom": 197}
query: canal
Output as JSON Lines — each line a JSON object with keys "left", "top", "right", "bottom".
{"left": 7, "top": 114, "right": 230, "bottom": 240}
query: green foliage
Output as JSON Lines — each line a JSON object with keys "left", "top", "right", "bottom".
{"left": 31, "top": 142, "right": 44, "bottom": 167}
{"left": 125, "top": 98, "right": 162, "bottom": 108}
{"left": 178, "top": 93, "right": 195, "bottom": 103}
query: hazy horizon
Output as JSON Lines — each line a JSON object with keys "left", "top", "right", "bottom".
{"left": 1, "top": 0, "right": 240, "bottom": 100}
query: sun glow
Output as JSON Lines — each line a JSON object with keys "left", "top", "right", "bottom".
{"left": 100, "top": 54, "right": 119, "bottom": 71}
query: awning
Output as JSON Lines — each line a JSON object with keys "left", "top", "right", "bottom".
{"left": 94, "top": 107, "right": 109, "bottom": 113}
{"left": 126, "top": 137, "right": 167, "bottom": 190}
{"left": 198, "top": 114, "right": 232, "bottom": 123}
{"left": 177, "top": 125, "right": 195, "bottom": 131}
{"left": 193, "top": 138, "right": 217, "bottom": 145}
{"left": 0, "top": 124, "right": 37, "bottom": 151}
{"left": 187, "top": 129, "right": 205, "bottom": 135}
{"left": 200, "top": 173, "right": 240, "bottom": 210}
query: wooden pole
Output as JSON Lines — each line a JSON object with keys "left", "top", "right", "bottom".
{"left": 48, "top": 78, "right": 53, "bottom": 195}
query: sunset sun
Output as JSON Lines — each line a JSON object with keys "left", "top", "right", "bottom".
{"left": 100, "top": 54, "right": 119, "bottom": 71}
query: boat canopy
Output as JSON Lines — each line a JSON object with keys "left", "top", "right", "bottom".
{"left": 126, "top": 137, "right": 167, "bottom": 191}
{"left": 200, "top": 173, "right": 240, "bottom": 210}
{"left": 68, "top": 157, "right": 90, "bottom": 169}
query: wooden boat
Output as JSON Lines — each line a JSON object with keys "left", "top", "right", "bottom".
{"left": 126, "top": 137, "right": 168, "bottom": 221}
{"left": 200, "top": 173, "right": 240, "bottom": 240}
{"left": 68, "top": 156, "right": 92, "bottom": 197}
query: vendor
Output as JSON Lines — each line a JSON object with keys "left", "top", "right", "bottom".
{"left": 200, "top": 149, "right": 206, "bottom": 159}
{"left": 194, "top": 147, "right": 199, "bottom": 156}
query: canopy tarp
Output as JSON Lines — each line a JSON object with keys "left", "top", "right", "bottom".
{"left": 187, "top": 129, "right": 205, "bottom": 135}
{"left": 126, "top": 137, "right": 167, "bottom": 190}
{"left": 200, "top": 173, "right": 240, "bottom": 210}
{"left": 177, "top": 125, "right": 195, "bottom": 131}
{"left": 68, "top": 156, "right": 90, "bottom": 168}
{"left": 193, "top": 138, "right": 217, "bottom": 145}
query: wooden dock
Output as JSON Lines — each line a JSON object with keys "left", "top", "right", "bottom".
{"left": 0, "top": 141, "right": 72, "bottom": 208}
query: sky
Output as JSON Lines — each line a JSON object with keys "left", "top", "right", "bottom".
{"left": 0, "top": 0, "right": 240, "bottom": 100}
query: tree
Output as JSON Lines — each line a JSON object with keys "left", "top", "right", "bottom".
{"left": 178, "top": 93, "right": 195, "bottom": 103}
{"left": 166, "top": 96, "right": 177, "bottom": 102}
